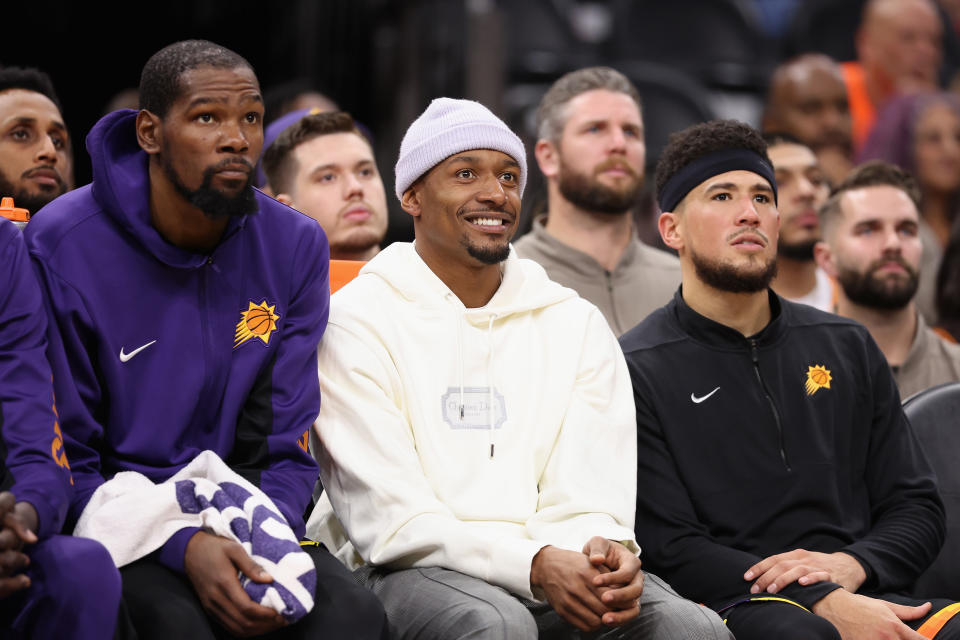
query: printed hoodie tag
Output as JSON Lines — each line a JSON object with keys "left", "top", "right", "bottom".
{"left": 441, "top": 387, "right": 507, "bottom": 430}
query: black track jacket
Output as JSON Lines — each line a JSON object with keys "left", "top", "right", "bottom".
{"left": 620, "top": 289, "right": 945, "bottom": 612}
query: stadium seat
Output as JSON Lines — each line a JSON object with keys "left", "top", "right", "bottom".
{"left": 329, "top": 259, "right": 365, "bottom": 294}
{"left": 904, "top": 381, "right": 960, "bottom": 600}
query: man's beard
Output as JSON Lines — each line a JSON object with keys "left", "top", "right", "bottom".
{"left": 690, "top": 246, "right": 778, "bottom": 293}
{"left": 836, "top": 256, "right": 919, "bottom": 310}
{"left": 557, "top": 157, "right": 642, "bottom": 215}
{"left": 777, "top": 238, "right": 817, "bottom": 261}
{"left": 162, "top": 155, "right": 258, "bottom": 219}
{"left": 462, "top": 236, "right": 511, "bottom": 265}
{"left": 0, "top": 166, "right": 67, "bottom": 214}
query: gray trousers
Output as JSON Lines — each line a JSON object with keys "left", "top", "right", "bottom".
{"left": 355, "top": 565, "right": 731, "bottom": 640}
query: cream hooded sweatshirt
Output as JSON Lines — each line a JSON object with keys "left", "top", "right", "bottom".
{"left": 312, "top": 242, "right": 638, "bottom": 600}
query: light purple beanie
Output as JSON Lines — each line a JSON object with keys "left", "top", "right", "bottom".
{"left": 394, "top": 98, "right": 527, "bottom": 200}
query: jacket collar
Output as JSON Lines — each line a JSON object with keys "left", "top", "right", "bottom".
{"left": 671, "top": 287, "right": 787, "bottom": 349}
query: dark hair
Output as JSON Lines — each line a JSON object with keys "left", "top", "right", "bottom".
{"left": 819, "top": 160, "right": 921, "bottom": 234}
{"left": 936, "top": 215, "right": 960, "bottom": 338}
{"left": 655, "top": 120, "right": 770, "bottom": 201}
{"left": 139, "top": 40, "right": 254, "bottom": 118}
{"left": 762, "top": 131, "right": 807, "bottom": 149}
{"left": 536, "top": 66, "right": 642, "bottom": 142}
{"left": 0, "top": 66, "right": 63, "bottom": 113}
{"left": 262, "top": 111, "right": 365, "bottom": 193}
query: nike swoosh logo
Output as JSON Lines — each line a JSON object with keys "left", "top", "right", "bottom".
{"left": 119, "top": 340, "right": 157, "bottom": 363}
{"left": 691, "top": 386, "right": 720, "bottom": 404}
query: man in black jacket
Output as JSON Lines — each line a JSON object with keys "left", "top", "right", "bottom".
{"left": 621, "top": 119, "right": 959, "bottom": 640}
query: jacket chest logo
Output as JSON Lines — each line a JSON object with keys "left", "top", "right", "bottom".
{"left": 441, "top": 387, "right": 507, "bottom": 429}
{"left": 805, "top": 364, "right": 832, "bottom": 396}
{"left": 234, "top": 300, "right": 280, "bottom": 349}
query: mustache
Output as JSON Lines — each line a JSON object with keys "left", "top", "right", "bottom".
{"left": 726, "top": 228, "right": 770, "bottom": 246}
{"left": 21, "top": 164, "right": 65, "bottom": 185}
{"left": 594, "top": 158, "right": 639, "bottom": 178}
{"left": 867, "top": 254, "right": 917, "bottom": 278}
{"left": 458, "top": 204, "right": 509, "bottom": 216}
{"left": 210, "top": 157, "right": 254, "bottom": 173}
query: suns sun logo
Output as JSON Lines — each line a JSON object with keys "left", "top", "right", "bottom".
{"left": 805, "top": 364, "right": 832, "bottom": 396}
{"left": 234, "top": 300, "right": 281, "bottom": 348}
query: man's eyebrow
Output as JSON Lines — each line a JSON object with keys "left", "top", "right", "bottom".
{"left": 5, "top": 116, "right": 67, "bottom": 133}
{"left": 704, "top": 182, "right": 774, "bottom": 194}
{"left": 444, "top": 154, "right": 480, "bottom": 165}
{"left": 185, "top": 94, "right": 263, "bottom": 110}
{"left": 307, "top": 163, "right": 341, "bottom": 174}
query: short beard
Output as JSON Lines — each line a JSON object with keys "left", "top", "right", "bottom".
{"left": 0, "top": 166, "right": 67, "bottom": 214}
{"left": 162, "top": 154, "right": 258, "bottom": 219}
{"left": 462, "top": 236, "right": 511, "bottom": 265}
{"left": 691, "top": 248, "right": 778, "bottom": 293}
{"left": 777, "top": 239, "right": 817, "bottom": 261}
{"left": 556, "top": 158, "right": 641, "bottom": 215}
{"left": 836, "top": 257, "right": 918, "bottom": 310}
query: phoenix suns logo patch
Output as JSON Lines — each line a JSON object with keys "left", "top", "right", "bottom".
{"left": 234, "top": 300, "right": 280, "bottom": 348}
{"left": 804, "top": 364, "right": 832, "bottom": 396}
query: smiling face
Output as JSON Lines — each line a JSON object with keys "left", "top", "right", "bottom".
{"left": 768, "top": 143, "right": 830, "bottom": 260}
{"left": 661, "top": 170, "right": 779, "bottom": 293}
{"left": 280, "top": 131, "right": 388, "bottom": 259}
{"left": 402, "top": 149, "right": 521, "bottom": 269}
{"left": 149, "top": 65, "right": 264, "bottom": 217}
{"left": 539, "top": 89, "right": 644, "bottom": 215}
{"left": 821, "top": 185, "right": 922, "bottom": 309}
{"left": 0, "top": 89, "right": 70, "bottom": 213}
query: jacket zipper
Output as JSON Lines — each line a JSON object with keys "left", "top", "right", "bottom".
{"left": 749, "top": 338, "right": 791, "bottom": 471}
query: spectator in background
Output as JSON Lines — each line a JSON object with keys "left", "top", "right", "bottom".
{"left": 0, "top": 217, "right": 127, "bottom": 639}
{"left": 765, "top": 133, "right": 834, "bottom": 311}
{"left": 763, "top": 54, "right": 853, "bottom": 187}
{"left": 25, "top": 40, "right": 386, "bottom": 640}
{"left": 815, "top": 161, "right": 960, "bottom": 399}
{"left": 843, "top": 0, "right": 943, "bottom": 151}
{"left": 0, "top": 67, "right": 71, "bottom": 215}
{"left": 263, "top": 111, "right": 387, "bottom": 261}
{"left": 859, "top": 91, "right": 960, "bottom": 320}
{"left": 623, "top": 119, "right": 958, "bottom": 640}
{"left": 264, "top": 79, "right": 338, "bottom": 126}
{"left": 515, "top": 67, "right": 680, "bottom": 336}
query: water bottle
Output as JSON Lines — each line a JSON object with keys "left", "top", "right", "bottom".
{"left": 0, "top": 197, "right": 29, "bottom": 231}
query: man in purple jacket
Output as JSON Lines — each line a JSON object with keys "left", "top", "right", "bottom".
{"left": 25, "top": 40, "right": 385, "bottom": 639}
{"left": 0, "top": 216, "right": 124, "bottom": 639}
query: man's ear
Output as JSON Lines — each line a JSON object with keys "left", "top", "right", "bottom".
{"left": 813, "top": 240, "right": 836, "bottom": 277}
{"left": 274, "top": 193, "right": 293, "bottom": 206}
{"left": 400, "top": 184, "right": 422, "bottom": 219}
{"left": 534, "top": 138, "right": 560, "bottom": 179}
{"left": 136, "top": 110, "right": 162, "bottom": 155}
{"left": 658, "top": 210, "right": 684, "bottom": 252}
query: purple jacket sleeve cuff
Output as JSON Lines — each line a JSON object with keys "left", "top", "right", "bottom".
{"left": 155, "top": 527, "right": 202, "bottom": 573}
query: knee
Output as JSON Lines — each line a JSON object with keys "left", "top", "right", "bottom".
{"left": 775, "top": 616, "right": 841, "bottom": 640}
{"left": 446, "top": 598, "right": 537, "bottom": 640}
{"left": 39, "top": 536, "right": 121, "bottom": 605}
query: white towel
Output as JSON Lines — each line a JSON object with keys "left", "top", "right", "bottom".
{"left": 75, "top": 450, "right": 315, "bottom": 623}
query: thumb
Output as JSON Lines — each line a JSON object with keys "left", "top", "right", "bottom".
{"left": 582, "top": 536, "right": 609, "bottom": 564}
{"left": 226, "top": 543, "right": 273, "bottom": 584}
{"left": 885, "top": 600, "right": 932, "bottom": 621}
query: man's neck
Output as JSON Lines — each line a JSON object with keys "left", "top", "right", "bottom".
{"left": 682, "top": 270, "right": 772, "bottom": 337}
{"left": 771, "top": 256, "right": 819, "bottom": 300}
{"left": 415, "top": 243, "right": 502, "bottom": 309}
{"left": 543, "top": 185, "right": 633, "bottom": 272}
{"left": 837, "top": 297, "right": 918, "bottom": 367}
{"left": 148, "top": 163, "right": 229, "bottom": 254}
{"left": 332, "top": 245, "right": 379, "bottom": 262}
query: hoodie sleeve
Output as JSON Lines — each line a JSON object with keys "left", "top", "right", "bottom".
{"left": 627, "top": 355, "right": 842, "bottom": 611}
{"left": 0, "top": 222, "right": 73, "bottom": 540}
{"left": 840, "top": 338, "right": 945, "bottom": 593}
{"left": 27, "top": 253, "right": 109, "bottom": 529}
{"left": 315, "top": 320, "right": 546, "bottom": 601}
{"left": 226, "top": 222, "right": 328, "bottom": 540}
{"left": 524, "top": 308, "right": 639, "bottom": 552}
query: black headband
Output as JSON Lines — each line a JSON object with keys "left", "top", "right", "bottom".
{"left": 658, "top": 148, "right": 777, "bottom": 213}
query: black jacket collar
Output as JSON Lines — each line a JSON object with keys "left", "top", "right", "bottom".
{"left": 670, "top": 287, "right": 787, "bottom": 349}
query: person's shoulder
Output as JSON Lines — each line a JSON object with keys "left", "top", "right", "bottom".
{"left": 24, "top": 186, "right": 105, "bottom": 260}
{"left": 783, "top": 298, "right": 865, "bottom": 334}
{"left": 619, "top": 302, "right": 682, "bottom": 354}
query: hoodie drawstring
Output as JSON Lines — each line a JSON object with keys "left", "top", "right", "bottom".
{"left": 486, "top": 313, "right": 497, "bottom": 458}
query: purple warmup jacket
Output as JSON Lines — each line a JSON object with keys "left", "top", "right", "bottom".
{"left": 0, "top": 218, "right": 72, "bottom": 540}
{"left": 24, "top": 109, "right": 330, "bottom": 570}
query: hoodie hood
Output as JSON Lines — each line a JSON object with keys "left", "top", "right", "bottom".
{"left": 87, "top": 109, "right": 246, "bottom": 268}
{"left": 360, "top": 242, "right": 575, "bottom": 322}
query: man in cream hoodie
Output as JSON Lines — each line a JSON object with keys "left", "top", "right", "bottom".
{"left": 310, "top": 98, "right": 730, "bottom": 639}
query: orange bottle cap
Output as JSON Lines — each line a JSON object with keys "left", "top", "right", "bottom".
{"left": 0, "top": 197, "right": 30, "bottom": 223}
